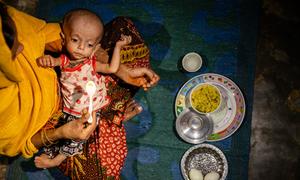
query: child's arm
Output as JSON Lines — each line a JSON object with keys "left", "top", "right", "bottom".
{"left": 96, "top": 35, "right": 132, "bottom": 74}
{"left": 36, "top": 55, "right": 61, "bottom": 67}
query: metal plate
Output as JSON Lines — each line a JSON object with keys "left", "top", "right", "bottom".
{"left": 175, "top": 73, "right": 246, "bottom": 141}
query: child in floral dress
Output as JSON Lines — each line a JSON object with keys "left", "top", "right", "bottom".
{"left": 34, "top": 9, "right": 131, "bottom": 168}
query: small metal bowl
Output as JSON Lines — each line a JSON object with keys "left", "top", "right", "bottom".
{"left": 182, "top": 52, "right": 202, "bottom": 72}
{"left": 176, "top": 108, "right": 213, "bottom": 144}
{"left": 181, "top": 143, "right": 228, "bottom": 180}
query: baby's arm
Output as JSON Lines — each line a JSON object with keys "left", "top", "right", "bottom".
{"left": 96, "top": 35, "right": 132, "bottom": 74}
{"left": 36, "top": 55, "right": 61, "bottom": 67}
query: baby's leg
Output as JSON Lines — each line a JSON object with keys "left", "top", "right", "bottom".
{"left": 34, "top": 153, "right": 66, "bottom": 168}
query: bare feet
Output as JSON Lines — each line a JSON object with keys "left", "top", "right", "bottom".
{"left": 34, "top": 153, "right": 66, "bottom": 169}
{"left": 123, "top": 99, "right": 143, "bottom": 122}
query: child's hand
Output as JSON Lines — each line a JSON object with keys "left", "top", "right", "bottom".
{"left": 36, "top": 55, "right": 59, "bottom": 67}
{"left": 116, "top": 34, "right": 132, "bottom": 47}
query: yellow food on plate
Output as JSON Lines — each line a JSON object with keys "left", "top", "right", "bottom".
{"left": 191, "top": 84, "right": 221, "bottom": 113}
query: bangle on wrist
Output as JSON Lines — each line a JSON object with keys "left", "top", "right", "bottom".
{"left": 40, "top": 129, "right": 57, "bottom": 147}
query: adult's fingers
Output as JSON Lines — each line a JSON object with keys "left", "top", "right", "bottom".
{"left": 83, "top": 111, "right": 97, "bottom": 136}
{"left": 36, "top": 57, "right": 43, "bottom": 66}
{"left": 142, "top": 68, "right": 160, "bottom": 86}
{"left": 150, "top": 73, "right": 160, "bottom": 86}
{"left": 140, "top": 68, "right": 155, "bottom": 79}
{"left": 79, "top": 108, "right": 89, "bottom": 124}
{"left": 45, "top": 58, "right": 51, "bottom": 67}
{"left": 145, "top": 72, "right": 160, "bottom": 90}
{"left": 50, "top": 58, "right": 54, "bottom": 67}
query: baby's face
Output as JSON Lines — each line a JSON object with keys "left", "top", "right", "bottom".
{"left": 63, "top": 17, "right": 103, "bottom": 60}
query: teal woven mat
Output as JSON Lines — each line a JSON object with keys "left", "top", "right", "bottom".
{"left": 4, "top": 0, "right": 259, "bottom": 179}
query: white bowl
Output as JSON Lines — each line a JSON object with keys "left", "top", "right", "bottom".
{"left": 182, "top": 52, "right": 202, "bottom": 72}
{"left": 188, "top": 83, "right": 223, "bottom": 114}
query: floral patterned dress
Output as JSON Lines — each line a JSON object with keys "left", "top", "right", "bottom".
{"left": 43, "top": 55, "right": 110, "bottom": 158}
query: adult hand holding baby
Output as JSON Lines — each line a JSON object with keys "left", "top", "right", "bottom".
{"left": 31, "top": 109, "right": 97, "bottom": 149}
{"left": 57, "top": 109, "right": 97, "bottom": 141}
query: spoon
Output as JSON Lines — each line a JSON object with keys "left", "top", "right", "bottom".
{"left": 85, "top": 81, "right": 96, "bottom": 124}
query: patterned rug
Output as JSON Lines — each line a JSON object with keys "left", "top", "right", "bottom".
{"left": 4, "top": 0, "right": 259, "bottom": 179}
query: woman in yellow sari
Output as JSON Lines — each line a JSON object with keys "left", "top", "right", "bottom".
{"left": 0, "top": 2, "right": 159, "bottom": 179}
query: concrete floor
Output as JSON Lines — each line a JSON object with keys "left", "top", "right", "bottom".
{"left": 1, "top": 0, "right": 300, "bottom": 179}
{"left": 248, "top": 0, "right": 300, "bottom": 179}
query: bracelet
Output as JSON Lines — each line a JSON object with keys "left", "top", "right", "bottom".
{"left": 40, "top": 129, "right": 46, "bottom": 147}
{"left": 40, "top": 129, "right": 57, "bottom": 147}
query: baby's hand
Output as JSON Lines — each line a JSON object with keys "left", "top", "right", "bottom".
{"left": 116, "top": 34, "right": 132, "bottom": 47}
{"left": 36, "top": 55, "right": 59, "bottom": 67}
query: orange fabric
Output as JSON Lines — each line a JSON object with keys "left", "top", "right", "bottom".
{"left": 0, "top": 6, "right": 61, "bottom": 158}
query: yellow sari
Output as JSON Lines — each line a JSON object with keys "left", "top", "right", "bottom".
{"left": 0, "top": 6, "right": 61, "bottom": 158}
